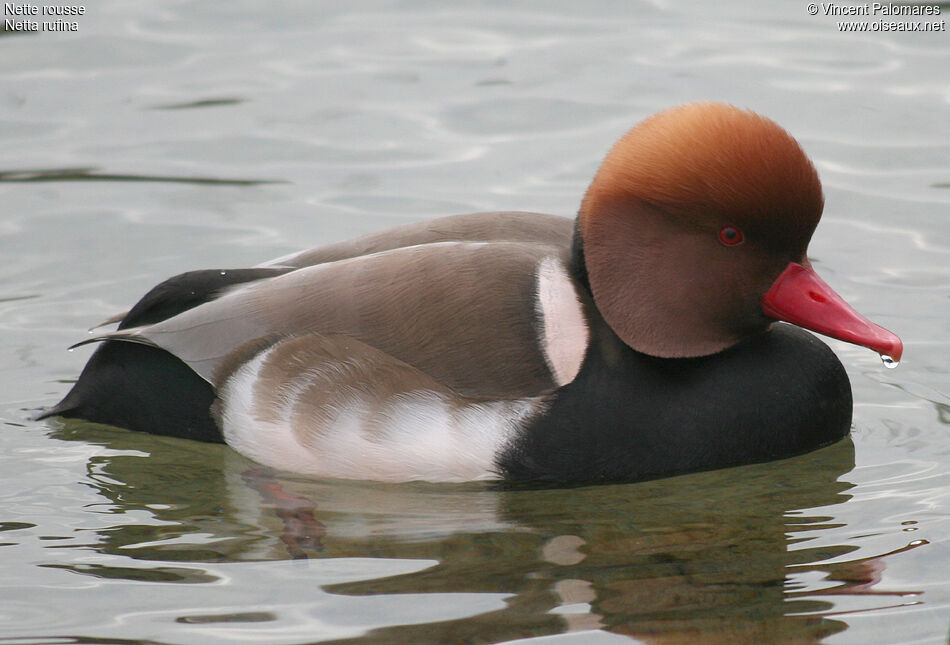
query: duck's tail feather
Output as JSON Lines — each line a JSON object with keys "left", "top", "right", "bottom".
{"left": 38, "top": 266, "right": 294, "bottom": 440}
{"left": 117, "top": 267, "right": 291, "bottom": 329}
{"left": 37, "top": 340, "right": 222, "bottom": 442}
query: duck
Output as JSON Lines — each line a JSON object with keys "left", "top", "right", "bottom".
{"left": 41, "top": 102, "right": 902, "bottom": 485}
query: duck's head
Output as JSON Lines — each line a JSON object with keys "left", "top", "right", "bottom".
{"left": 578, "top": 102, "right": 902, "bottom": 362}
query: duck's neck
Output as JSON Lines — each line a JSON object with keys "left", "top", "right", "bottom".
{"left": 568, "top": 218, "right": 591, "bottom": 293}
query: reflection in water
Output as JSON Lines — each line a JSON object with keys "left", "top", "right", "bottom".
{"left": 242, "top": 467, "right": 327, "bottom": 558}
{"left": 149, "top": 97, "right": 246, "bottom": 110}
{"left": 0, "top": 167, "right": 282, "bottom": 185}
{"left": 47, "top": 422, "right": 926, "bottom": 644}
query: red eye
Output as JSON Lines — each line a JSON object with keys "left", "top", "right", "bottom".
{"left": 718, "top": 226, "right": 744, "bottom": 246}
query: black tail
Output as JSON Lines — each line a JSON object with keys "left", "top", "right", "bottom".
{"left": 37, "top": 341, "right": 222, "bottom": 441}
{"left": 39, "top": 266, "right": 292, "bottom": 442}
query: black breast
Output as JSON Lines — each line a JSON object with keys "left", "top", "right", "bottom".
{"left": 497, "top": 322, "right": 853, "bottom": 485}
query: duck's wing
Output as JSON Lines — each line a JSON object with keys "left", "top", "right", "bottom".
{"left": 92, "top": 212, "right": 573, "bottom": 332}
{"left": 260, "top": 211, "right": 573, "bottom": 269}
{"left": 214, "top": 331, "right": 545, "bottom": 482}
{"left": 82, "top": 240, "right": 590, "bottom": 400}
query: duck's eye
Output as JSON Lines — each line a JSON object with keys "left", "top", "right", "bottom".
{"left": 718, "top": 226, "right": 744, "bottom": 246}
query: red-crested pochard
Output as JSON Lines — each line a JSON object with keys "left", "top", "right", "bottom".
{"left": 42, "top": 102, "right": 902, "bottom": 484}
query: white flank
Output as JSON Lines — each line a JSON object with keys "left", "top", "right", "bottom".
{"left": 535, "top": 256, "right": 590, "bottom": 386}
{"left": 218, "top": 347, "right": 545, "bottom": 483}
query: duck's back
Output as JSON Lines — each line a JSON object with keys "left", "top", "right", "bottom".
{"left": 261, "top": 211, "right": 573, "bottom": 269}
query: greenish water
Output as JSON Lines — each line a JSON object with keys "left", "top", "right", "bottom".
{"left": 1, "top": 2, "right": 948, "bottom": 643}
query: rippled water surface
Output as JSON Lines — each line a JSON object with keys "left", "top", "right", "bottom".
{"left": 1, "top": 2, "right": 948, "bottom": 643}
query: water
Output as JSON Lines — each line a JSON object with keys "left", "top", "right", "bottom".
{"left": 2, "top": 1, "right": 949, "bottom": 643}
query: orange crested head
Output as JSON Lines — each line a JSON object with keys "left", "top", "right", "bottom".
{"left": 580, "top": 102, "right": 824, "bottom": 259}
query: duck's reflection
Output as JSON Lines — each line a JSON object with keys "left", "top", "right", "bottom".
{"left": 49, "top": 422, "right": 924, "bottom": 644}
{"left": 241, "top": 467, "right": 326, "bottom": 558}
